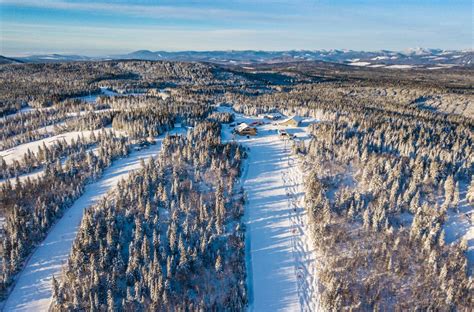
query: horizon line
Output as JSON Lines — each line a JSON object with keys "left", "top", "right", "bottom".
{"left": 4, "top": 47, "right": 474, "bottom": 58}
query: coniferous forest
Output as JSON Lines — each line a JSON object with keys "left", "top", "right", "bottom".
{"left": 0, "top": 59, "right": 472, "bottom": 310}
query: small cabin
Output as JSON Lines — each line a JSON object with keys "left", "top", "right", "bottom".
{"left": 235, "top": 123, "right": 257, "bottom": 136}
{"left": 279, "top": 116, "right": 302, "bottom": 127}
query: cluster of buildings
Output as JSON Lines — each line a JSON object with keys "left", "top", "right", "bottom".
{"left": 233, "top": 115, "right": 303, "bottom": 137}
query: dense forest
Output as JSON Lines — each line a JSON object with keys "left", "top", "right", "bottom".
{"left": 1, "top": 130, "right": 130, "bottom": 294}
{"left": 302, "top": 110, "right": 472, "bottom": 310}
{"left": 51, "top": 122, "right": 247, "bottom": 310}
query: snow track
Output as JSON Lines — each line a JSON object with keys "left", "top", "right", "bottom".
{"left": 221, "top": 109, "right": 319, "bottom": 311}
{"left": 3, "top": 128, "right": 184, "bottom": 311}
{"left": 282, "top": 152, "right": 319, "bottom": 311}
{"left": 243, "top": 134, "right": 300, "bottom": 310}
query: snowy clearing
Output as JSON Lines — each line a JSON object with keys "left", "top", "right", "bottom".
{"left": 2, "top": 127, "right": 186, "bottom": 312}
{"left": 220, "top": 107, "right": 319, "bottom": 311}
{"left": 73, "top": 87, "right": 119, "bottom": 103}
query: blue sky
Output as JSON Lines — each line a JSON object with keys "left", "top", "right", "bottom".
{"left": 1, "top": 0, "right": 472, "bottom": 56}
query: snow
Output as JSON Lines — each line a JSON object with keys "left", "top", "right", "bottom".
{"left": 220, "top": 107, "right": 319, "bottom": 311}
{"left": 2, "top": 127, "right": 186, "bottom": 312}
{"left": 385, "top": 65, "right": 415, "bottom": 69}
{"left": 236, "top": 123, "right": 252, "bottom": 132}
{"left": 444, "top": 207, "right": 474, "bottom": 265}
{"left": 427, "top": 64, "right": 455, "bottom": 70}
{"left": 0, "top": 168, "right": 46, "bottom": 188}
{"left": 0, "top": 147, "right": 99, "bottom": 188}
{"left": 443, "top": 183, "right": 474, "bottom": 269}
{"left": 371, "top": 56, "right": 389, "bottom": 60}
{"left": 280, "top": 115, "right": 303, "bottom": 124}
{"left": 348, "top": 61, "right": 371, "bottom": 67}
{"left": 65, "top": 108, "right": 117, "bottom": 117}
{"left": 0, "top": 129, "right": 115, "bottom": 165}
{"left": 0, "top": 107, "right": 36, "bottom": 122}
{"left": 73, "top": 87, "right": 119, "bottom": 103}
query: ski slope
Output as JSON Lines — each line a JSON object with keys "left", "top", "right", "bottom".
{"left": 220, "top": 108, "right": 319, "bottom": 311}
{"left": 2, "top": 128, "right": 185, "bottom": 312}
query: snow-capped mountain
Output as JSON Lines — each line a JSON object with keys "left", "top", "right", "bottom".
{"left": 4, "top": 49, "right": 473, "bottom": 68}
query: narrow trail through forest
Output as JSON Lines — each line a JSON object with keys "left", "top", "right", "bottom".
{"left": 3, "top": 128, "right": 184, "bottom": 311}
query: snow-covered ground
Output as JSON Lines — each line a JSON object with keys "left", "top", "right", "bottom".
{"left": 0, "top": 107, "right": 36, "bottom": 122}
{"left": 0, "top": 129, "right": 119, "bottom": 165}
{"left": 445, "top": 207, "right": 474, "bottom": 266}
{"left": 73, "top": 87, "right": 119, "bottom": 103}
{"left": 2, "top": 127, "right": 186, "bottom": 312}
{"left": 220, "top": 107, "right": 319, "bottom": 311}
{"left": 0, "top": 146, "right": 101, "bottom": 188}
{"left": 0, "top": 167, "right": 46, "bottom": 188}
{"left": 443, "top": 184, "right": 474, "bottom": 269}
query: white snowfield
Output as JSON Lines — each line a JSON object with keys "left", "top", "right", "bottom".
{"left": 2, "top": 127, "right": 185, "bottom": 312}
{"left": 220, "top": 107, "right": 319, "bottom": 311}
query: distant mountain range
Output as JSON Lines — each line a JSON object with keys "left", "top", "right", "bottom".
{"left": 3, "top": 49, "right": 473, "bottom": 69}
{"left": 0, "top": 55, "right": 23, "bottom": 65}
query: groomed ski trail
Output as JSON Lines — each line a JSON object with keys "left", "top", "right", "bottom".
{"left": 3, "top": 128, "right": 185, "bottom": 312}
{"left": 219, "top": 108, "right": 319, "bottom": 311}
{"left": 281, "top": 146, "right": 319, "bottom": 311}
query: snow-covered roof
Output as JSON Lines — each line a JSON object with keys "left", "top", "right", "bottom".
{"left": 280, "top": 115, "right": 303, "bottom": 124}
{"left": 236, "top": 123, "right": 250, "bottom": 132}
